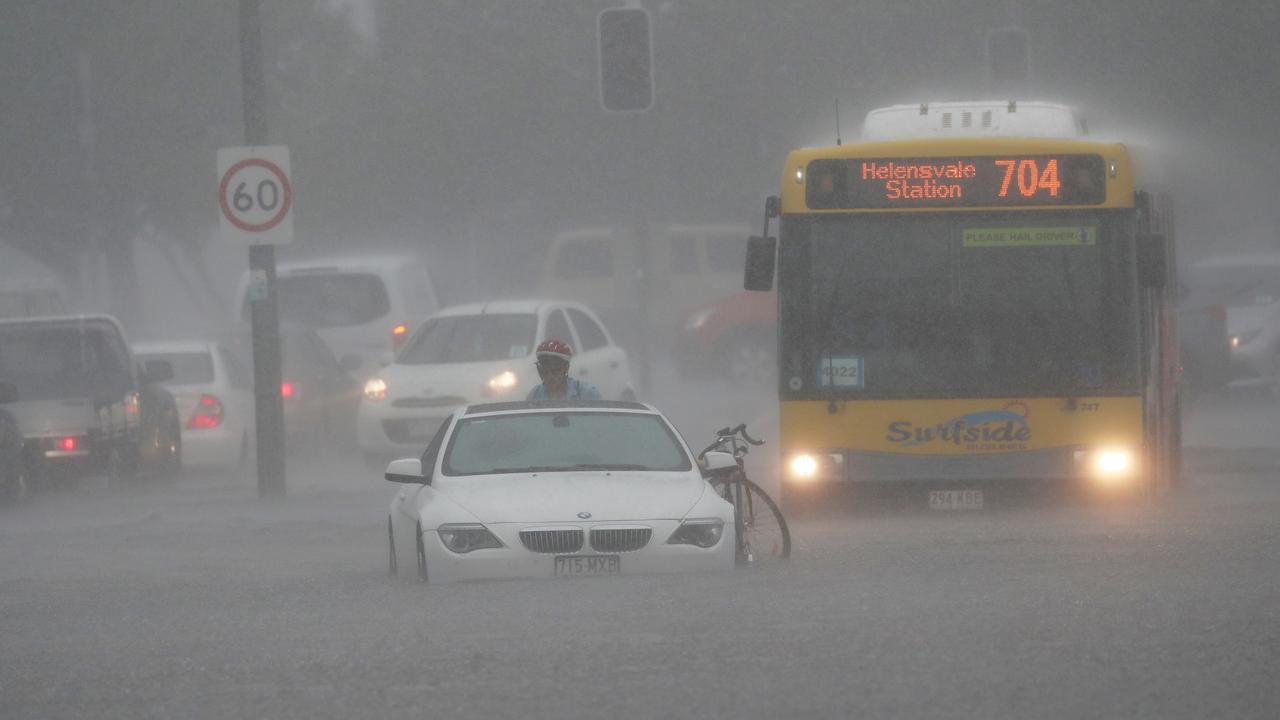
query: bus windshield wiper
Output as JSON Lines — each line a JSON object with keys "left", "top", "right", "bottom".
{"left": 817, "top": 238, "right": 860, "bottom": 410}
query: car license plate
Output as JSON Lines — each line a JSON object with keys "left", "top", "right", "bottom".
{"left": 554, "top": 555, "right": 620, "bottom": 577}
{"left": 929, "top": 490, "right": 984, "bottom": 510}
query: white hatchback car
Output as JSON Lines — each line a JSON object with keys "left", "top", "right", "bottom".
{"left": 357, "top": 299, "right": 636, "bottom": 465}
{"left": 383, "top": 401, "right": 736, "bottom": 583}
{"left": 133, "top": 340, "right": 255, "bottom": 470}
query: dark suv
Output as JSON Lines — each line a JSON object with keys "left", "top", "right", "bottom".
{"left": 0, "top": 315, "right": 181, "bottom": 489}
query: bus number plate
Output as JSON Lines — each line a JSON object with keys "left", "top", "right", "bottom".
{"left": 929, "top": 490, "right": 984, "bottom": 510}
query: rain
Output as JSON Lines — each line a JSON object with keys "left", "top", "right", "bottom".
{"left": 2, "top": 2, "right": 1279, "bottom": 718}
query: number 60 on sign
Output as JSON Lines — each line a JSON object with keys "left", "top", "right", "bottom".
{"left": 217, "top": 146, "right": 293, "bottom": 246}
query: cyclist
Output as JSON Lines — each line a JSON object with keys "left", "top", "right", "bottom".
{"left": 526, "top": 339, "right": 601, "bottom": 401}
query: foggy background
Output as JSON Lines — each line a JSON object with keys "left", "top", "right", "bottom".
{"left": 2, "top": 0, "right": 1278, "bottom": 338}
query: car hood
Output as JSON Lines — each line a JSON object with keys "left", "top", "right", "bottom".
{"left": 380, "top": 360, "right": 532, "bottom": 405}
{"left": 435, "top": 471, "right": 706, "bottom": 523}
{"left": 1225, "top": 304, "right": 1278, "bottom": 336}
{"left": 4, "top": 398, "right": 98, "bottom": 436}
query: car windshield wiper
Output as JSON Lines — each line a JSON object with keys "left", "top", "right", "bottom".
{"left": 573, "top": 463, "right": 649, "bottom": 470}
{"left": 489, "top": 465, "right": 572, "bottom": 473}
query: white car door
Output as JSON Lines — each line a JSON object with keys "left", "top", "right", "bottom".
{"left": 566, "top": 306, "right": 628, "bottom": 400}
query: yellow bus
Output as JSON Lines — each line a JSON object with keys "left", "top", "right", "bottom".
{"left": 744, "top": 101, "right": 1180, "bottom": 509}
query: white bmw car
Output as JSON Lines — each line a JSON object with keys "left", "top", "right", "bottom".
{"left": 384, "top": 401, "right": 737, "bottom": 583}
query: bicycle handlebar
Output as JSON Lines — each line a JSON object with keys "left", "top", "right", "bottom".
{"left": 699, "top": 423, "right": 766, "bottom": 457}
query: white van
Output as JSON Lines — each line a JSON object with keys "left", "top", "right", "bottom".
{"left": 0, "top": 243, "right": 69, "bottom": 318}
{"left": 235, "top": 254, "right": 439, "bottom": 381}
{"left": 537, "top": 223, "right": 751, "bottom": 347}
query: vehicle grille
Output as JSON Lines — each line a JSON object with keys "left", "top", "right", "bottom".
{"left": 590, "top": 528, "right": 651, "bottom": 553}
{"left": 519, "top": 529, "right": 584, "bottom": 554}
{"left": 381, "top": 417, "right": 447, "bottom": 444}
{"left": 391, "top": 396, "right": 466, "bottom": 409}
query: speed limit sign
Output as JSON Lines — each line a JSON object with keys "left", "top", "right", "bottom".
{"left": 217, "top": 146, "right": 293, "bottom": 245}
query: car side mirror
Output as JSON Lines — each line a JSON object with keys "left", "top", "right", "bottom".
{"left": 140, "top": 359, "right": 174, "bottom": 384}
{"left": 385, "top": 457, "right": 427, "bottom": 485}
{"left": 0, "top": 381, "right": 17, "bottom": 404}
{"left": 1137, "top": 233, "right": 1167, "bottom": 289}
{"left": 744, "top": 235, "right": 777, "bottom": 291}
{"left": 699, "top": 450, "right": 738, "bottom": 477}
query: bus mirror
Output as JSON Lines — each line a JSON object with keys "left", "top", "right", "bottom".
{"left": 744, "top": 235, "right": 777, "bottom": 291}
{"left": 1137, "top": 233, "right": 1167, "bottom": 289}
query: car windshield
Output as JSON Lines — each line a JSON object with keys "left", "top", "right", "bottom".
{"left": 442, "top": 411, "right": 692, "bottom": 476}
{"left": 398, "top": 313, "right": 537, "bottom": 365}
{"left": 263, "top": 272, "right": 390, "bottom": 328}
{"left": 0, "top": 324, "right": 131, "bottom": 401}
{"left": 134, "top": 351, "right": 214, "bottom": 385}
{"left": 1187, "top": 264, "right": 1280, "bottom": 308}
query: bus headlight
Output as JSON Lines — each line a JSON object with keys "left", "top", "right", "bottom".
{"left": 1075, "top": 446, "right": 1137, "bottom": 486}
{"left": 786, "top": 451, "right": 844, "bottom": 483}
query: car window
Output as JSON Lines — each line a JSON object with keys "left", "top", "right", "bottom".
{"left": 442, "top": 411, "right": 691, "bottom": 475}
{"left": 543, "top": 310, "right": 574, "bottom": 349}
{"left": 218, "top": 346, "right": 253, "bottom": 389}
{"left": 554, "top": 238, "right": 612, "bottom": 279}
{"left": 567, "top": 308, "right": 608, "bottom": 351}
{"left": 706, "top": 233, "right": 748, "bottom": 273}
{"left": 669, "top": 236, "right": 699, "bottom": 274}
{"left": 0, "top": 324, "right": 130, "bottom": 401}
{"left": 135, "top": 351, "right": 214, "bottom": 385}
{"left": 261, "top": 272, "right": 391, "bottom": 327}
{"left": 399, "top": 314, "right": 537, "bottom": 364}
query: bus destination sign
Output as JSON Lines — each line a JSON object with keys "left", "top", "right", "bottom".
{"left": 805, "top": 154, "right": 1107, "bottom": 209}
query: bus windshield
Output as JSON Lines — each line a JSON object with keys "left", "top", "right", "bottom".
{"left": 778, "top": 211, "right": 1139, "bottom": 398}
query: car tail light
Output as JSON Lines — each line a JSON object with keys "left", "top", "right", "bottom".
{"left": 392, "top": 323, "right": 409, "bottom": 351}
{"left": 281, "top": 381, "right": 296, "bottom": 400}
{"left": 188, "top": 393, "right": 224, "bottom": 430}
{"left": 58, "top": 436, "right": 80, "bottom": 452}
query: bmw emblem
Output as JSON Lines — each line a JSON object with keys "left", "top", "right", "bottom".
{"left": 577, "top": 511, "right": 592, "bottom": 519}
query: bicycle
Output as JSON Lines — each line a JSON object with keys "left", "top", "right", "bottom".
{"left": 698, "top": 424, "right": 792, "bottom": 566}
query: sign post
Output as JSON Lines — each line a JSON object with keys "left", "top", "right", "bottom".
{"left": 219, "top": 143, "right": 292, "bottom": 498}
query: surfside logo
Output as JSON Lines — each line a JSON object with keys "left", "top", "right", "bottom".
{"left": 885, "top": 402, "right": 1031, "bottom": 451}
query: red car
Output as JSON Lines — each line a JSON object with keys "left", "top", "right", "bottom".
{"left": 674, "top": 289, "right": 777, "bottom": 387}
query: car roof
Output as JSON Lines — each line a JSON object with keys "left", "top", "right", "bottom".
{"left": 1191, "top": 252, "right": 1280, "bottom": 269}
{"left": 274, "top": 253, "right": 423, "bottom": 275}
{"left": 462, "top": 400, "right": 654, "bottom": 417}
{"left": 431, "top": 299, "right": 585, "bottom": 317}
{"left": 0, "top": 313, "right": 125, "bottom": 331}
{"left": 133, "top": 340, "right": 214, "bottom": 355}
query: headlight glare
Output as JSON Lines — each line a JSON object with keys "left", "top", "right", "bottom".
{"left": 437, "top": 523, "right": 504, "bottom": 553}
{"left": 363, "top": 377, "right": 388, "bottom": 401}
{"left": 789, "top": 454, "right": 818, "bottom": 479}
{"left": 486, "top": 370, "right": 518, "bottom": 393}
{"left": 667, "top": 518, "right": 725, "bottom": 548}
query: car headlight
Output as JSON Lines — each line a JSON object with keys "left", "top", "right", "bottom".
{"left": 363, "top": 377, "right": 388, "bottom": 402}
{"left": 1231, "top": 328, "right": 1261, "bottom": 348}
{"left": 786, "top": 451, "right": 844, "bottom": 482}
{"left": 667, "top": 518, "right": 724, "bottom": 548}
{"left": 684, "top": 307, "right": 716, "bottom": 331}
{"left": 486, "top": 370, "right": 518, "bottom": 394}
{"left": 437, "top": 523, "right": 504, "bottom": 553}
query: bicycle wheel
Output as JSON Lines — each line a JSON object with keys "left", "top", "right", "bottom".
{"left": 729, "top": 477, "right": 791, "bottom": 566}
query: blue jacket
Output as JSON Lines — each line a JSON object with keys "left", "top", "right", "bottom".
{"left": 526, "top": 377, "right": 602, "bottom": 401}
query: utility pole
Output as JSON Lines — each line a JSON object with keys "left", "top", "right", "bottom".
{"left": 239, "top": 0, "right": 286, "bottom": 498}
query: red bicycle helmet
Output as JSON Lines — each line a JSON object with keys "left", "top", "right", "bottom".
{"left": 536, "top": 338, "right": 573, "bottom": 362}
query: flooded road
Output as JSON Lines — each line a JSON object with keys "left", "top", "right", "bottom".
{"left": 1, "top": 386, "right": 1277, "bottom": 719}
